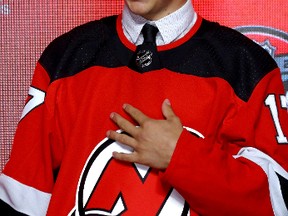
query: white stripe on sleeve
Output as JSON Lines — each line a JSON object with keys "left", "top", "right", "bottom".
{"left": 234, "top": 147, "right": 288, "bottom": 216}
{"left": 0, "top": 173, "right": 51, "bottom": 216}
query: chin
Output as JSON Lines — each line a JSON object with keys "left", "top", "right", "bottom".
{"left": 126, "top": 1, "right": 151, "bottom": 16}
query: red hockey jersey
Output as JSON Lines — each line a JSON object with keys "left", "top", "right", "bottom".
{"left": 0, "top": 14, "right": 288, "bottom": 216}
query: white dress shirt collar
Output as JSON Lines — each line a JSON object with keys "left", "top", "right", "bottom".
{"left": 122, "top": 0, "right": 197, "bottom": 46}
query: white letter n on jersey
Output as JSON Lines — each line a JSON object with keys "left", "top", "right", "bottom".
{"left": 20, "top": 86, "right": 45, "bottom": 120}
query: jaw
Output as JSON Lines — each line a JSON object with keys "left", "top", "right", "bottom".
{"left": 124, "top": 0, "right": 187, "bottom": 21}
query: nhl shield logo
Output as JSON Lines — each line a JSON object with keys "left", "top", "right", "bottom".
{"left": 136, "top": 49, "right": 153, "bottom": 68}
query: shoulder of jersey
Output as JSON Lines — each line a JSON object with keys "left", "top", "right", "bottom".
{"left": 38, "top": 15, "right": 119, "bottom": 82}
{"left": 183, "top": 19, "right": 278, "bottom": 101}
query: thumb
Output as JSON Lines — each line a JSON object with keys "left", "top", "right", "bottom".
{"left": 162, "top": 99, "right": 175, "bottom": 120}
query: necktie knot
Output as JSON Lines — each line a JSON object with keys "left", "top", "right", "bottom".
{"left": 142, "top": 23, "right": 158, "bottom": 44}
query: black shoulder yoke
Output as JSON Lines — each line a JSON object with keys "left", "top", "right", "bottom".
{"left": 159, "top": 19, "right": 278, "bottom": 101}
{"left": 39, "top": 15, "right": 120, "bottom": 82}
{"left": 39, "top": 17, "right": 278, "bottom": 102}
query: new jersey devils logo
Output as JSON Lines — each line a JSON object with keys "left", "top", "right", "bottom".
{"left": 69, "top": 130, "right": 191, "bottom": 216}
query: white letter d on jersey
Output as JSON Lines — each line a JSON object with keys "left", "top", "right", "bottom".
{"left": 20, "top": 86, "right": 45, "bottom": 120}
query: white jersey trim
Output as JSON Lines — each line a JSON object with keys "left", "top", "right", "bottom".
{"left": 0, "top": 173, "right": 51, "bottom": 216}
{"left": 234, "top": 147, "right": 288, "bottom": 216}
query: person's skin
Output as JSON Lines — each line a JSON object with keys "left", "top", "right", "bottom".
{"left": 106, "top": 99, "right": 183, "bottom": 169}
{"left": 124, "top": 0, "right": 187, "bottom": 20}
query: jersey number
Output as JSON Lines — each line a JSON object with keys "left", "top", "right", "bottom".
{"left": 265, "top": 94, "right": 288, "bottom": 144}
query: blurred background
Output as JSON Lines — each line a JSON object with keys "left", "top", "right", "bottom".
{"left": 1, "top": 0, "right": 287, "bottom": 171}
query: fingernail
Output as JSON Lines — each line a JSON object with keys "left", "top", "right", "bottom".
{"left": 123, "top": 104, "right": 128, "bottom": 109}
{"left": 110, "top": 112, "right": 115, "bottom": 119}
{"left": 106, "top": 130, "right": 111, "bottom": 137}
{"left": 164, "top": 99, "right": 171, "bottom": 105}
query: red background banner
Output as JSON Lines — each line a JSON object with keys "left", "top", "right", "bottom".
{"left": 1, "top": 0, "right": 287, "bottom": 171}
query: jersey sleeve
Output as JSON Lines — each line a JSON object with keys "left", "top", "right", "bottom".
{"left": 162, "top": 67, "right": 288, "bottom": 215}
{"left": 0, "top": 62, "right": 62, "bottom": 216}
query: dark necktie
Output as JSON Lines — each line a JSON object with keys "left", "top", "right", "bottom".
{"left": 129, "top": 23, "right": 162, "bottom": 72}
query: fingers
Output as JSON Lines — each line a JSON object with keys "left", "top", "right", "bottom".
{"left": 123, "top": 104, "right": 149, "bottom": 125}
{"left": 106, "top": 130, "right": 137, "bottom": 148}
{"left": 108, "top": 129, "right": 141, "bottom": 165}
{"left": 111, "top": 99, "right": 176, "bottom": 128}
{"left": 123, "top": 99, "right": 174, "bottom": 123}
{"left": 162, "top": 99, "right": 176, "bottom": 120}
{"left": 112, "top": 151, "right": 138, "bottom": 163}
{"left": 110, "top": 112, "right": 137, "bottom": 135}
